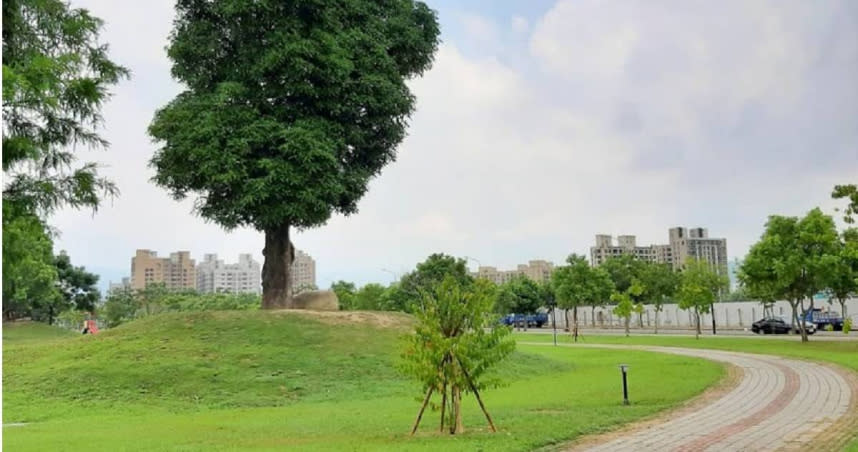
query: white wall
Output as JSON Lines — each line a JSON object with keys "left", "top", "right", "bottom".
{"left": 551, "top": 298, "right": 858, "bottom": 329}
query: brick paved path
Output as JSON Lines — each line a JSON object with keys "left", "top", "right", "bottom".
{"left": 539, "top": 344, "right": 854, "bottom": 451}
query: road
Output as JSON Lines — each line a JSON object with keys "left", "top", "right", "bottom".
{"left": 518, "top": 327, "right": 858, "bottom": 341}
{"left": 522, "top": 343, "right": 857, "bottom": 451}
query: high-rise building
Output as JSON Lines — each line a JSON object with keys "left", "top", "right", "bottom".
{"left": 291, "top": 249, "right": 316, "bottom": 292}
{"left": 130, "top": 249, "right": 196, "bottom": 290}
{"left": 196, "top": 253, "right": 261, "bottom": 294}
{"left": 472, "top": 260, "right": 555, "bottom": 285}
{"left": 109, "top": 277, "right": 131, "bottom": 293}
{"left": 590, "top": 226, "right": 728, "bottom": 279}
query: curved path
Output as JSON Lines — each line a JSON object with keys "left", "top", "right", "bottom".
{"left": 525, "top": 343, "right": 856, "bottom": 451}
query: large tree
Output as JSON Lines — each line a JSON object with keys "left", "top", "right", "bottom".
{"left": 148, "top": 1, "right": 440, "bottom": 309}
{"left": 398, "top": 254, "right": 473, "bottom": 312}
{"left": 832, "top": 184, "right": 858, "bottom": 224}
{"left": 740, "top": 209, "right": 838, "bottom": 342}
{"left": 3, "top": 0, "right": 128, "bottom": 214}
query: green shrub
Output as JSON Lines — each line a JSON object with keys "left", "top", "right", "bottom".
{"left": 844, "top": 318, "right": 852, "bottom": 334}
{"left": 825, "top": 323, "right": 834, "bottom": 332}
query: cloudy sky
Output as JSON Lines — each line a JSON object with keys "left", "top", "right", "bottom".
{"left": 50, "top": 0, "right": 857, "bottom": 292}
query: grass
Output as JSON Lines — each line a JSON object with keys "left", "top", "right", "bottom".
{"left": 3, "top": 321, "right": 76, "bottom": 344}
{"left": 3, "top": 311, "right": 723, "bottom": 451}
{"left": 513, "top": 332, "right": 858, "bottom": 372}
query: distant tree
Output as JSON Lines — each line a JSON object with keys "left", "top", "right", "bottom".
{"left": 148, "top": 1, "right": 440, "bottom": 309}
{"left": 600, "top": 255, "right": 645, "bottom": 295}
{"left": 1, "top": 204, "right": 60, "bottom": 321}
{"left": 552, "top": 254, "right": 614, "bottom": 341}
{"left": 611, "top": 279, "right": 643, "bottom": 337}
{"left": 398, "top": 254, "right": 473, "bottom": 312}
{"left": 677, "top": 259, "right": 727, "bottom": 339}
{"left": 103, "top": 287, "right": 139, "bottom": 328}
{"left": 496, "top": 276, "right": 542, "bottom": 330}
{"left": 638, "top": 262, "right": 679, "bottom": 333}
{"left": 355, "top": 283, "right": 387, "bottom": 311}
{"left": 832, "top": 184, "right": 858, "bottom": 224}
{"left": 54, "top": 251, "right": 100, "bottom": 313}
{"left": 3, "top": 0, "right": 128, "bottom": 214}
{"left": 331, "top": 281, "right": 358, "bottom": 311}
{"left": 136, "top": 283, "right": 169, "bottom": 316}
{"left": 828, "top": 228, "right": 858, "bottom": 318}
{"left": 402, "top": 277, "right": 513, "bottom": 435}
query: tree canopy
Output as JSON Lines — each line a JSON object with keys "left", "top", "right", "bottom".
{"left": 677, "top": 258, "right": 728, "bottom": 338}
{"left": 148, "top": 0, "right": 440, "bottom": 309}
{"left": 2, "top": 0, "right": 128, "bottom": 214}
{"left": 495, "top": 276, "right": 543, "bottom": 317}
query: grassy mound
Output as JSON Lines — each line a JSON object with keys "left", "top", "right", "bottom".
{"left": 3, "top": 312, "right": 724, "bottom": 451}
{"left": 3, "top": 310, "right": 566, "bottom": 421}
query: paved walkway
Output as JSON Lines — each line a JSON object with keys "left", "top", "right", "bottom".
{"left": 525, "top": 343, "right": 856, "bottom": 451}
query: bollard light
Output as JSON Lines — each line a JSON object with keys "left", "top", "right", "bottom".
{"left": 619, "top": 364, "right": 630, "bottom": 405}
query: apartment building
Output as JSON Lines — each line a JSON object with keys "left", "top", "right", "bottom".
{"left": 473, "top": 260, "right": 555, "bottom": 285}
{"left": 196, "top": 253, "right": 261, "bottom": 294}
{"left": 291, "top": 249, "right": 317, "bottom": 292}
{"left": 590, "top": 226, "right": 728, "bottom": 277}
{"left": 131, "top": 249, "right": 196, "bottom": 290}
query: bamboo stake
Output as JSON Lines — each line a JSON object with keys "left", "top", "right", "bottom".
{"left": 410, "top": 386, "right": 435, "bottom": 435}
{"left": 454, "top": 354, "right": 497, "bottom": 432}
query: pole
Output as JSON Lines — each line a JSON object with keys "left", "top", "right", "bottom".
{"left": 552, "top": 305, "right": 557, "bottom": 346}
{"left": 620, "top": 364, "right": 629, "bottom": 405}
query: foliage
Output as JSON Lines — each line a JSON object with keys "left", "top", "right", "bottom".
{"left": 553, "top": 254, "right": 609, "bottom": 311}
{"left": 399, "top": 254, "right": 473, "bottom": 312}
{"left": 54, "top": 251, "right": 100, "bottom": 312}
{"left": 148, "top": 0, "right": 440, "bottom": 308}
{"left": 401, "top": 277, "right": 513, "bottom": 434}
{"left": 844, "top": 318, "right": 853, "bottom": 335}
{"left": 677, "top": 259, "right": 728, "bottom": 338}
{"left": 496, "top": 276, "right": 543, "bottom": 316}
{"left": 832, "top": 184, "right": 858, "bottom": 224}
{"left": 2, "top": 203, "right": 61, "bottom": 321}
{"left": 2, "top": 0, "right": 128, "bottom": 214}
{"left": 331, "top": 280, "right": 358, "bottom": 311}
{"left": 600, "top": 255, "right": 645, "bottom": 296}
{"left": 354, "top": 283, "right": 388, "bottom": 310}
{"left": 611, "top": 279, "right": 643, "bottom": 337}
{"left": 102, "top": 287, "right": 260, "bottom": 327}
{"left": 827, "top": 228, "right": 858, "bottom": 318}
{"left": 638, "top": 263, "right": 679, "bottom": 308}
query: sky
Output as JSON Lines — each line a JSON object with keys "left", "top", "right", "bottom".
{"left": 49, "top": 0, "right": 858, "bottom": 293}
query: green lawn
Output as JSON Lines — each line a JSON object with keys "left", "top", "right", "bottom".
{"left": 3, "top": 321, "right": 76, "bottom": 344}
{"left": 3, "top": 311, "right": 723, "bottom": 451}
{"left": 513, "top": 332, "right": 858, "bottom": 371}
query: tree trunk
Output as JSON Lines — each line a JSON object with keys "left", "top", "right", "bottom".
{"left": 262, "top": 223, "right": 294, "bottom": 309}
{"left": 841, "top": 298, "right": 848, "bottom": 318}
{"left": 451, "top": 385, "right": 463, "bottom": 434}
{"left": 564, "top": 309, "right": 570, "bottom": 333}
{"left": 654, "top": 308, "right": 660, "bottom": 334}
{"left": 790, "top": 300, "right": 808, "bottom": 343}
{"left": 624, "top": 316, "right": 630, "bottom": 337}
{"left": 573, "top": 306, "right": 578, "bottom": 342}
{"left": 710, "top": 302, "right": 717, "bottom": 335}
{"left": 439, "top": 383, "right": 447, "bottom": 433}
{"left": 694, "top": 307, "right": 701, "bottom": 339}
{"left": 591, "top": 305, "right": 596, "bottom": 327}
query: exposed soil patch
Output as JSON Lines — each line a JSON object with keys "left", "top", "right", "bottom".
{"left": 270, "top": 309, "right": 414, "bottom": 330}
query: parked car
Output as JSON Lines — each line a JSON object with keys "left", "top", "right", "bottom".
{"left": 751, "top": 317, "right": 816, "bottom": 335}
{"left": 801, "top": 308, "right": 844, "bottom": 331}
{"left": 500, "top": 313, "right": 548, "bottom": 328}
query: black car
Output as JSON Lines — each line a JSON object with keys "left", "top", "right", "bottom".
{"left": 751, "top": 317, "right": 816, "bottom": 335}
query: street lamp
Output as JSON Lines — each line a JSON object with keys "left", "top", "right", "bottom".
{"left": 619, "top": 364, "right": 630, "bottom": 405}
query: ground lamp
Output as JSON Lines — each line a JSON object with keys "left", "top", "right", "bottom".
{"left": 619, "top": 364, "right": 630, "bottom": 405}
